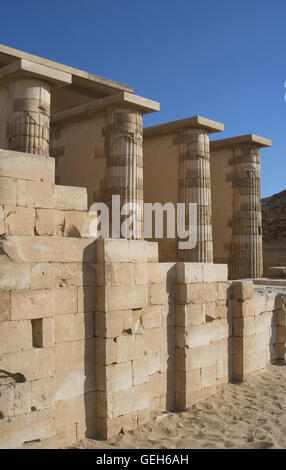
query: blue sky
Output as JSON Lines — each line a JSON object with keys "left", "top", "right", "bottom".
{"left": 1, "top": 0, "right": 285, "bottom": 197}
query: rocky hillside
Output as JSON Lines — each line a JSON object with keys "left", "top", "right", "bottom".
{"left": 262, "top": 189, "right": 286, "bottom": 243}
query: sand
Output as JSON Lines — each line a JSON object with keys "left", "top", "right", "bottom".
{"left": 74, "top": 363, "right": 286, "bottom": 450}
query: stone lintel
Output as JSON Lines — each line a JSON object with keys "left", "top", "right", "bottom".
{"left": 0, "top": 43, "right": 133, "bottom": 94}
{"left": 210, "top": 134, "right": 272, "bottom": 150}
{"left": 0, "top": 58, "right": 72, "bottom": 87}
{"left": 52, "top": 91, "right": 160, "bottom": 123}
{"left": 143, "top": 116, "right": 224, "bottom": 138}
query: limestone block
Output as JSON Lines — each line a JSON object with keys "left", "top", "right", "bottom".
{"left": 42, "top": 317, "right": 54, "bottom": 348}
{"left": 0, "top": 290, "right": 10, "bottom": 322}
{"left": 0, "top": 409, "right": 56, "bottom": 449}
{"left": 202, "top": 264, "right": 228, "bottom": 283}
{"left": 232, "top": 280, "right": 254, "bottom": 300}
{"left": 55, "top": 312, "right": 93, "bottom": 343}
{"left": 0, "top": 348, "right": 54, "bottom": 381}
{"left": 30, "top": 263, "right": 55, "bottom": 289}
{"left": 116, "top": 333, "right": 145, "bottom": 363}
{"left": 54, "top": 262, "right": 95, "bottom": 288}
{"left": 212, "top": 319, "right": 228, "bottom": 342}
{"left": 55, "top": 365, "right": 96, "bottom": 401}
{"left": 147, "top": 263, "right": 176, "bottom": 284}
{"left": 0, "top": 263, "right": 30, "bottom": 290}
{"left": 101, "top": 262, "right": 147, "bottom": 287}
{"left": 17, "top": 180, "right": 54, "bottom": 209}
{"left": 149, "top": 372, "right": 166, "bottom": 399}
{"left": 54, "top": 287, "right": 77, "bottom": 315}
{"left": 97, "top": 285, "right": 147, "bottom": 311}
{"left": 4, "top": 206, "right": 35, "bottom": 235}
{"left": 217, "top": 282, "right": 228, "bottom": 301}
{"left": 132, "top": 357, "right": 149, "bottom": 385}
{"left": 177, "top": 283, "right": 218, "bottom": 305}
{"left": 201, "top": 365, "right": 217, "bottom": 389}
{"left": 0, "top": 384, "right": 14, "bottom": 419}
{"left": 54, "top": 237, "right": 96, "bottom": 263}
{"left": 254, "top": 331, "right": 268, "bottom": 350}
{"left": 0, "top": 150, "right": 55, "bottom": 183}
{"left": 176, "top": 304, "right": 205, "bottom": 327}
{"left": 94, "top": 310, "right": 124, "bottom": 339}
{"left": 63, "top": 211, "right": 94, "bottom": 238}
{"left": 265, "top": 293, "right": 277, "bottom": 311}
{"left": 176, "top": 263, "right": 203, "bottom": 284}
{"left": 147, "top": 242, "right": 159, "bottom": 262}
{"left": 77, "top": 286, "right": 96, "bottom": 312}
{"left": 11, "top": 289, "right": 54, "bottom": 320}
{"left": 0, "top": 176, "right": 17, "bottom": 205}
{"left": 54, "top": 338, "right": 96, "bottom": 371}
{"left": 55, "top": 392, "right": 96, "bottom": 427}
{"left": 132, "top": 382, "right": 149, "bottom": 412}
{"left": 242, "top": 296, "right": 266, "bottom": 317}
{"left": 106, "top": 362, "right": 133, "bottom": 392}
{"left": 14, "top": 382, "right": 32, "bottom": 416}
{"left": 96, "top": 239, "right": 148, "bottom": 263}
{"left": 144, "top": 328, "right": 162, "bottom": 356}
{"left": 0, "top": 236, "right": 55, "bottom": 263}
{"left": 109, "top": 388, "right": 133, "bottom": 418}
{"left": 35, "top": 209, "right": 56, "bottom": 236}
{"left": 0, "top": 206, "right": 4, "bottom": 234}
{"left": 97, "top": 413, "right": 134, "bottom": 439}
{"left": 142, "top": 306, "right": 162, "bottom": 329}
{"left": 31, "top": 377, "right": 55, "bottom": 412}
{"left": 254, "top": 315, "right": 268, "bottom": 334}
{"left": 184, "top": 344, "right": 216, "bottom": 370}
{"left": 54, "top": 185, "right": 87, "bottom": 211}
{"left": 150, "top": 284, "right": 169, "bottom": 305}
{"left": 95, "top": 337, "right": 117, "bottom": 365}
{"left": 233, "top": 317, "right": 255, "bottom": 336}
{"left": 0, "top": 320, "right": 32, "bottom": 354}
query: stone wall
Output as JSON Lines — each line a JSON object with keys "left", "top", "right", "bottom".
{"left": 262, "top": 190, "right": 286, "bottom": 273}
{"left": 0, "top": 149, "right": 286, "bottom": 448}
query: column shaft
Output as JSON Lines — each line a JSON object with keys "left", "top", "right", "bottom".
{"left": 177, "top": 129, "right": 213, "bottom": 262}
{"left": 7, "top": 78, "right": 51, "bottom": 156}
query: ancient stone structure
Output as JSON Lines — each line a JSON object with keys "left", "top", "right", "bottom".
{"left": 0, "top": 45, "right": 284, "bottom": 449}
{"left": 262, "top": 190, "right": 286, "bottom": 273}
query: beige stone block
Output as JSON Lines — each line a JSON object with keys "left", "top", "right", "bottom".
{"left": 63, "top": 211, "right": 92, "bottom": 238}
{"left": 150, "top": 284, "right": 169, "bottom": 305}
{"left": 111, "top": 388, "right": 133, "bottom": 417}
{"left": 0, "top": 348, "right": 54, "bottom": 381}
{"left": 178, "top": 283, "right": 218, "bottom": 305}
{"left": 202, "top": 264, "right": 228, "bottom": 283}
{"left": 116, "top": 333, "right": 145, "bottom": 363}
{"left": 233, "top": 317, "right": 255, "bottom": 337}
{"left": 255, "top": 331, "right": 268, "bottom": 350}
{"left": 54, "top": 185, "right": 87, "bottom": 211}
{"left": 0, "top": 409, "right": 56, "bottom": 449}
{"left": 77, "top": 286, "right": 96, "bottom": 312}
{"left": 56, "top": 424, "right": 77, "bottom": 448}
{"left": 212, "top": 319, "right": 228, "bottom": 342}
{"left": 54, "top": 237, "right": 95, "bottom": 263}
{"left": 254, "top": 315, "right": 268, "bottom": 334}
{"left": 142, "top": 305, "right": 162, "bottom": 329}
{"left": 11, "top": 289, "right": 54, "bottom": 320}
{"left": 0, "top": 236, "right": 55, "bottom": 263}
{"left": 0, "top": 176, "right": 17, "bottom": 205}
{"left": 185, "top": 344, "right": 216, "bottom": 369}
{"left": 54, "top": 262, "right": 95, "bottom": 288}
{"left": 147, "top": 242, "right": 159, "bottom": 262}
{"left": 31, "top": 377, "right": 56, "bottom": 411}
{"left": 0, "top": 320, "right": 32, "bottom": 354}
{"left": 35, "top": 209, "right": 56, "bottom": 236}
{"left": 143, "top": 327, "right": 162, "bottom": 355}
{"left": 4, "top": 206, "right": 35, "bottom": 235}
{"left": 55, "top": 287, "right": 77, "bottom": 315}
{"left": 128, "top": 240, "right": 148, "bottom": 262}
{"left": 148, "top": 263, "right": 176, "bottom": 284}
{"left": 96, "top": 337, "right": 117, "bottom": 365}
{"left": 0, "top": 262, "right": 30, "bottom": 290}
{"left": 0, "top": 384, "right": 14, "bottom": 419}
{"left": 96, "top": 239, "right": 129, "bottom": 263}
{"left": 97, "top": 285, "right": 147, "bottom": 311}
{"left": 54, "top": 338, "right": 96, "bottom": 370}
{"left": 97, "top": 413, "right": 134, "bottom": 439}
{"left": 176, "top": 262, "right": 203, "bottom": 284}
{"left": 55, "top": 392, "right": 96, "bottom": 427}
{"left": 102, "top": 262, "right": 146, "bottom": 287}
{"left": 14, "top": 381, "right": 32, "bottom": 416}
{"left": 42, "top": 317, "right": 54, "bottom": 348}
{"left": 217, "top": 282, "right": 228, "bottom": 301}
{"left": 132, "top": 357, "right": 149, "bottom": 385}
{"left": 242, "top": 296, "right": 266, "bottom": 317}
{"left": 265, "top": 293, "right": 277, "bottom": 311}
{"left": 106, "top": 362, "right": 133, "bottom": 391}
{"left": 30, "top": 263, "right": 55, "bottom": 289}
{"left": 55, "top": 312, "right": 93, "bottom": 343}
{"left": 94, "top": 310, "right": 124, "bottom": 338}
{"left": 0, "top": 150, "right": 55, "bottom": 183}
{"left": 18, "top": 180, "right": 54, "bottom": 209}
{"left": 177, "top": 304, "right": 204, "bottom": 327}
{"left": 0, "top": 290, "right": 10, "bottom": 322}
{"left": 55, "top": 365, "right": 96, "bottom": 401}
{"left": 232, "top": 280, "right": 254, "bottom": 300}
{"left": 149, "top": 371, "right": 166, "bottom": 399}
{"left": 201, "top": 365, "right": 217, "bottom": 389}
{"left": 132, "top": 382, "right": 149, "bottom": 412}
{"left": 0, "top": 206, "right": 4, "bottom": 234}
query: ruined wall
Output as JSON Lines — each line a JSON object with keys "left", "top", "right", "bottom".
{"left": 0, "top": 149, "right": 97, "bottom": 448}
{"left": 262, "top": 190, "right": 286, "bottom": 273}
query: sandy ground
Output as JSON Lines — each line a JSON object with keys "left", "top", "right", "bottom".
{"left": 74, "top": 363, "right": 286, "bottom": 450}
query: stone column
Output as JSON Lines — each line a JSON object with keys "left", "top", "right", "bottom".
{"left": 177, "top": 128, "right": 213, "bottom": 262}
{"left": 7, "top": 78, "right": 51, "bottom": 156}
{"left": 101, "top": 107, "right": 144, "bottom": 239}
{"left": 230, "top": 145, "right": 263, "bottom": 279}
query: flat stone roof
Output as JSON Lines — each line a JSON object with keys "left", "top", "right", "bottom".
{"left": 0, "top": 44, "right": 134, "bottom": 114}
{"left": 210, "top": 134, "right": 272, "bottom": 149}
{"left": 144, "top": 116, "right": 224, "bottom": 137}
{"left": 52, "top": 91, "right": 160, "bottom": 123}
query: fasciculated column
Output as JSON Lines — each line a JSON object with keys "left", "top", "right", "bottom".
{"left": 7, "top": 78, "right": 51, "bottom": 156}
{"left": 230, "top": 145, "right": 263, "bottom": 279}
{"left": 177, "top": 128, "right": 213, "bottom": 262}
{"left": 101, "top": 107, "right": 144, "bottom": 239}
